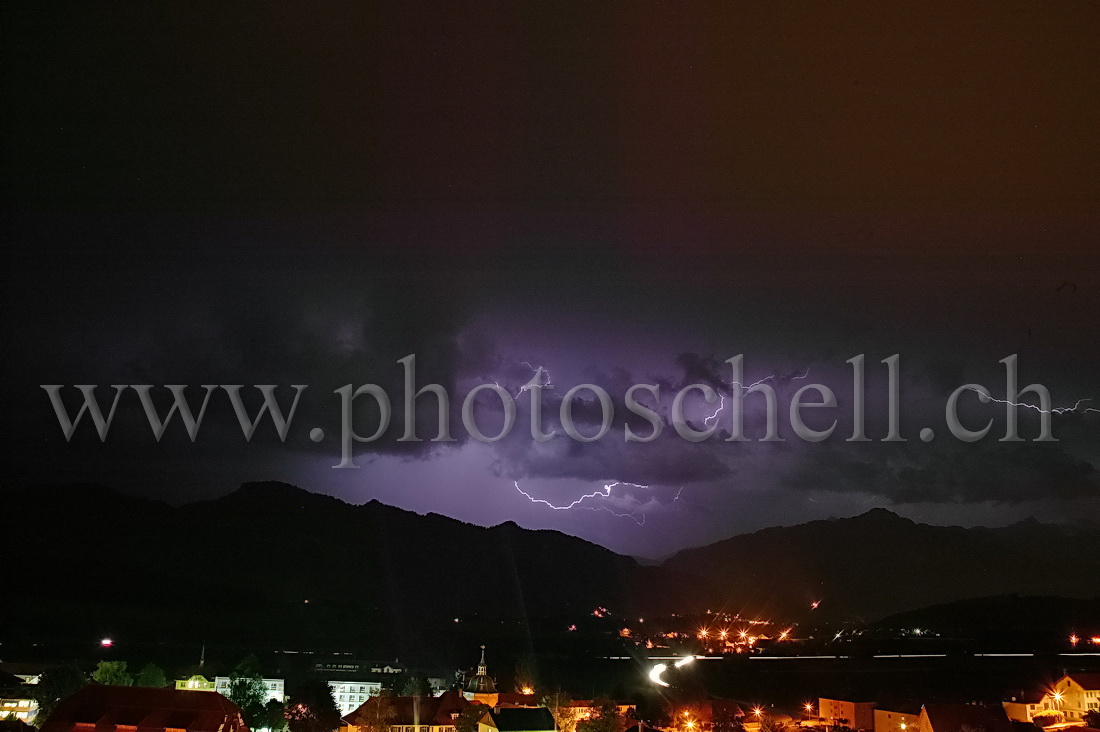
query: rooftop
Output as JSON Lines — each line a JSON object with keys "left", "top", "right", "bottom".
{"left": 39, "top": 684, "right": 248, "bottom": 732}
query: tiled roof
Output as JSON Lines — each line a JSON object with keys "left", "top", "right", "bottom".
{"left": 484, "top": 708, "right": 555, "bottom": 732}
{"left": 346, "top": 690, "right": 468, "bottom": 727}
{"left": 923, "top": 704, "right": 1012, "bottom": 732}
{"left": 39, "top": 684, "right": 248, "bottom": 732}
{"left": 1068, "top": 674, "right": 1100, "bottom": 691}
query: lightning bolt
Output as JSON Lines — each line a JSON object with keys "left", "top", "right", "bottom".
{"left": 519, "top": 361, "right": 553, "bottom": 391}
{"left": 484, "top": 362, "right": 554, "bottom": 399}
{"left": 703, "top": 366, "right": 812, "bottom": 427}
{"left": 512, "top": 480, "right": 648, "bottom": 525}
{"left": 963, "top": 386, "right": 1100, "bottom": 415}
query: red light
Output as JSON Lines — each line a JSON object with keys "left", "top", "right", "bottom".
{"left": 100, "top": 638, "right": 113, "bottom": 647}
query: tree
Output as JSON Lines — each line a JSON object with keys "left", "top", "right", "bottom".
{"left": 1082, "top": 711, "right": 1100, "bottom": 729}
{"left": 577, "top": 698, "right": 625, "bottom": 732}
{"left": 92, "top": 661, "right": 133, "bottom": 686}
{"left": 456, "top": 703, "right": 490, "bottom": 732}
{"left": 347, "top": 692, "right": 397, "bottom": 732}
{"left": 31, "top": 663, "right": 87, "bottom": 721}
{"left": 284, "top": 679, "right": 342, "bottom": 732}
{"left": 228, "top": 676, "right": 269, "bottom": 728}
{"left": 227, "top": 656, "right": 270, "bottom": 728}
{"left": 258, "top": 699, "right": 290, "bottom": 732}
{"left": 1032, "top": 711, "right": 1063, "bottom": 728}
{"left": 135, "top": 664, "right": 167, "bottom": 688}
{"left": 401, "top": 673, "right": 431, "bottom": 697}
{"left": 542, "top": 693, "right": 583, "bottom": 732}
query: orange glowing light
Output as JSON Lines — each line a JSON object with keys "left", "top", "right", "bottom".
{"left": 1070, "top": 634, "right": 1079, "bottom": 646}
{"left": 1092, "top": 636, "right": 1100, "bottom": 644}
{"left": 753, "top": 707, "right": 764, "bottom": 717}
{"left": 698, "top": 628, "right": 709, "bottom": 639}
{"left": 521, "top": 687, "right": 534, "bottom": 695}
{"left": 804, "top": 703, "right": 814, "bottom": 712}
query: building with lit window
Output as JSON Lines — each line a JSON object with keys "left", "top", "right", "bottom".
{"left": 328, "top": 680, "right": 383, "bottom": 716}
{"left": 0, "top": 671, "right": 39, "bottom": 723}
{"left": 176, "top": 675, "right": 216, "bottom": 692}
{"left": 819, "top": 699, "right": 875, "bottom": 731}
{"left": 1001, "top": 690, "right": 1043, "bottom": 723}
{"left": 1034, "top": 674, "right": 1100, "bottom": 722}
{"left": 0, "top": 695, "right": 38, "bottom": 723}
{"left": 214, "top": 676, "right": 285, "bottom": 703}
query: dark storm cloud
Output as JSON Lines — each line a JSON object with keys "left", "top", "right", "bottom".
{"left": 4, "top": 3, "right": 1100, "bottom": 549}
{"left": 473, "top": 355, "right": 737, "bottom": 488}
{"left": 786, "top": 440, "right": 1099, "bottom": 504}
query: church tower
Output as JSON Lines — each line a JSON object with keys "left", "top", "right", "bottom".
{"left": 463, "top": 645, "right": 499, "bottom": 706}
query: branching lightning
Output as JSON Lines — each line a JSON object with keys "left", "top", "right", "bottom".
{"left": 703, "top": 367, "right": 812, "bottom": 427}
{"left": 963, "top": 386, "right": 1100, "bottom": 415}
{"left": 485, "top": 362, "right": 553, "bottom": 399}
{"left": 519, "top": 361, "right": 553, "bottom": 393}
{"left": 513, "top": 480, "right": 649, "bottom": 525}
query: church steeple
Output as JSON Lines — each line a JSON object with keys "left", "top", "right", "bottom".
{"left": 464, "top": 645, "right": 497, "bottom": 697}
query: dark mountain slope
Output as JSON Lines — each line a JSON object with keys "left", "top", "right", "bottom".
{"left": 662, "top": 508, "right": 1100, "bottom": 621}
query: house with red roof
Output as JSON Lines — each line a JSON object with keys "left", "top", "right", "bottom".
{"left": 38, "top": 684, "right": 248, "bottom": 732}
{"left": 342, "top": 689, "right": 468, "bottom": 732}
{"left": 918, "top": 703, "right": 1012, "bottom": 732}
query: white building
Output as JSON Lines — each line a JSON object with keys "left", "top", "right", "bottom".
{"left": 328, "top": 680, "right": 382, "bottom": 716}
{"left": 214, "top": 676, "right": 285, "bottom": 703}
{"left": 1035, "top": 674, "right": 1100, "bottom": 722}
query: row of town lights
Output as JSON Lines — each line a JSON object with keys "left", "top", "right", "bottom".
{"left": 1069, "top": 634, "right": 1100, "bottom": 646}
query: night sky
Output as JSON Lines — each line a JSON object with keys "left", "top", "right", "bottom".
{"left": 3, "top": 4, "right": 1099, "bottom": 558}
